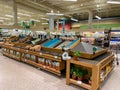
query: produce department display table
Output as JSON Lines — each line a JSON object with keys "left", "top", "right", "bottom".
{"left": 2, "top": 45, "right": 65, "bottom": 76}
{"left": 66, "top": 52, "right": 115, "bottom": 90}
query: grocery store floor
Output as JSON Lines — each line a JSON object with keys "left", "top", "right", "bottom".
{"left": 0, "top": 52, "right": 120, "bottom": 90}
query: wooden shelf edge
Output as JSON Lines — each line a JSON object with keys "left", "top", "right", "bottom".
{"left": 43, "top": 56, "right": 61, "bottom": 62}
{"left": 69, "top": 60, "right": 93, "bottom": 68}
{"left": 100, "top": 56, "right": 114, "bottom": 69}
{"left": 20, "top": 51, "right": 62, "bottom": 62}
{"left": 25, "top": 60, "right": 61, "bottom": 76}
{"left": 101, "top": 67, "right": 114, "bottom": 82}
{"left": 70, "top": 79, "right": 91, "bottom": 90}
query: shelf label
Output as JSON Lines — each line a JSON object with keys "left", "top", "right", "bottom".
{"left": 26, "top": 50, "right": 28, "bottom": 52}
{"left": 54, "top": 56, "right": 58, "bottom": 59}
{"left": 43, "top": 66, "right": 46, "bottom": 68}
{"left": 39, "top": 53, "right": 42, "bottom": 55}
{"left": 25, "top": 59, "right": 27, "bottom": 62}
{"left": 77, "top": 81, "right": 82, "bottom": 85}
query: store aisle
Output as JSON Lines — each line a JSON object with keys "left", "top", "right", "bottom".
{"left": 0, "top": 54, "right": 120, "bottom": 90}
{"left": 0, "top": 54, "right": 82, "bottom": 90}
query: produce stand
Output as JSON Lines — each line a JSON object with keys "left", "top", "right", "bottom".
{"left": 2, "top": 44, "right": 65, "bottom": 76}
{"left": 66, "top": 52, "right": 115, "bottom": 90}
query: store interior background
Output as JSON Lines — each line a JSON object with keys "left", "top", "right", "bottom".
{"left": 0, "top": 0, "right": 120, "bottom": 31}
{"left": 0, "top": 0, "right": 120, "bottom": 90}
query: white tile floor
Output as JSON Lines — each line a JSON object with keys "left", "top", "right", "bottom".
{"left": 0, "top": 53, "right": 120, "bottom": 90}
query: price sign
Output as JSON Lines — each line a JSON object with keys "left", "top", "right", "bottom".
{"left": 77, "top": 81, "right": 82, "bottom": 84}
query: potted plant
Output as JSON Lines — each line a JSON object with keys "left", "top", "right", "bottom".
{"left": 16, "top": 52, "right": 20, "bottom": 58}
{"left": 93, "top": 47, "right": 98, "bottom": 54}
{"left": 48, "top": 60, "right": 52, "bottom": 68}
{"left": 88, "top": 76, "right": 92, "bottom": 85}
{"left": 74, "top": 51, "right": 81, "bottom": 60}
{"left": 88, "top": 72, "right": 92, "bottom": 85}
{"left": 72, "top": 72, "right": 77, "bottom": 80}
{"left": 83, "top": 69, "right": 89, "bottom": 84}
{"left": 70, "top": 67, "right": 76, "bottom": 80}
{"left": 46, "top": 60, "right": 49, "bottom": 66}
{"left": 55, "top": 62, "right": 60, "bottom": 70}
{"left": 77, "top": 72, "right": 84, "bottom": 81}
{"left": 31, "top": 55, "right": 35, "bottom": 62}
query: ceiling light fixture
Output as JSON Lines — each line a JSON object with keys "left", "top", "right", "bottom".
{"left": 56, "top": 13, "right": 64, "bottom": 16}
{"left": 107, "top": 0, "right": 120, "bottom": 4}
{"left": 71, "top": 18, "right": 78, "bottom": 22}
{"left": 56, "top": 21, "right": 62, "bottom": 24}
{"left": 95, "top": 15, "right": 101, "bottom": 20}
{"left": 96, "top": 4, "right": 100, "bottom": 7}
{"left": 42, "top": 23, "right": 48, "bottom": 25}
{"left": 46, "top": 10, "right": 64, "bottom": 16}
{"left": 31, "top": 19, "right": 40, "bottom": 22}
{"left": 0, "top": 20, "right": 4, "bottom": 22}
{"left": 5, "top": 15, "right": 20, "bottom": 18}
{"left": 41, "top": 18, "right": 49, "bottom": 21}
{"left": 18, "top": 13, "right": 31, "bottom": 17}
{"left": 0, "top": 17, "right": 11, "bottom": 20}
{"left": 80, "top": 4, "right": 83, "bottom": 6}
{"left": 5, "top": 14, "right": 13, "bottom": 18}
{"left": 63, "top": 0, "right": 77, "bottom": 1}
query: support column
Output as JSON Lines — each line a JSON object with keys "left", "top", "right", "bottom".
{"left": 88, "top": 11, "right": 93, "bottom": 28}
{"left": 49, "top": 15, "right": 54, "bottom": 30}
{"left": 13, "top": 0, "right": 18, "bottom": 25}
{"left": 62, "top": 19, "right": 66, "bottom": 34}
{"left": 56, "top": 18, "right": 59, "bottom": 31}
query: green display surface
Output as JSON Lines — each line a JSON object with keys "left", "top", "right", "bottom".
{"left": 80, "top": 23, "right": 120, "bottom": 29}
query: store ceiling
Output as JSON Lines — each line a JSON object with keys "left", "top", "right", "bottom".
{"left": 0, "top": 0, "right": 120, "bottom": 25}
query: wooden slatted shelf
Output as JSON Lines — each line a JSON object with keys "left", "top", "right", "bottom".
{"left": 101, "top": 67, "right": 114, "bottom": 82}
{"left": 2, "top": 45, "right": 64, "bottom": 76}
{"left": 24, "top": 60, "right": 61, "bottom": 76}
{"left": 66, "top": 53, "right": 115, "bottom": 90}
{"left": 70, "top": 79, "right": 91, "bottom": 90}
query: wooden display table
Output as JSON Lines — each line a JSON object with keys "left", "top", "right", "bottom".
{"left": 66, "top": 52, "right": 115, "bottom": 90}
{"left": 2, "top": 45, "right": 65, "bottom": 76}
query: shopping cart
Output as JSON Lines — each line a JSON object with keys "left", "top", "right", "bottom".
{"left": 115, "top": 43, "right": 119, "bottom": 65}
{"left": 110, "top": 42, "right": 119, "bottom": 65}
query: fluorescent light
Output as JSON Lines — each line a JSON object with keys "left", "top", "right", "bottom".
{"left": 0, "top": 20, "right": 4, "bottom": 22}
{"left": 81, "top": 4, "right": 83, "bottom": 6}
{"left": 21, "top": 20, "right": 29, "bottom": 23}
{"left": 46, "top": 12, "right": 56, "bottom": 15}
{"left": 107, "top": 0, "right": 120, "bottom": 4}
{"left": 47, "top": 13, "right": 64, "bottom": 16}
{"left": 33, "top": 20, "right": 40, "bottom": 22}
{"left": 56, "top": 21, "right": 62, "bottom": 23}
{"left": 31, "top": 19, "right": 40, "bottom": 22}
{"left": 42, "top": 23, "right": 48, "bottom": 25}
{"left": 0, "top": 17, "right": 11, "bottom": 20}
{"left": 7, "top": 23, "right": 14, "bottom": 25}
{"left": 63, "top": 0, "right": 77, "bottom": 1}
{"left": 41, "top": 18, "right": 49, "bottom": 21}
{"left": 71, "top": 18, "right": 78, "bottom": 22}
{"left": 96, "top": 5, "right": 100, "bottom": 7}
{"left": 5, "top": 14, "right": 20, "bottom": 18}
{"left": 56, "top": 13, "right": 64, "bottom": 16}
{"left": 5, "top": 14, "right": 13, "bottom": 18}
{"left": 95, "top": 16, "right": 101, "bottom": 20}
{"left": 18, "top": 13, "right": 31, "bottom": 17}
